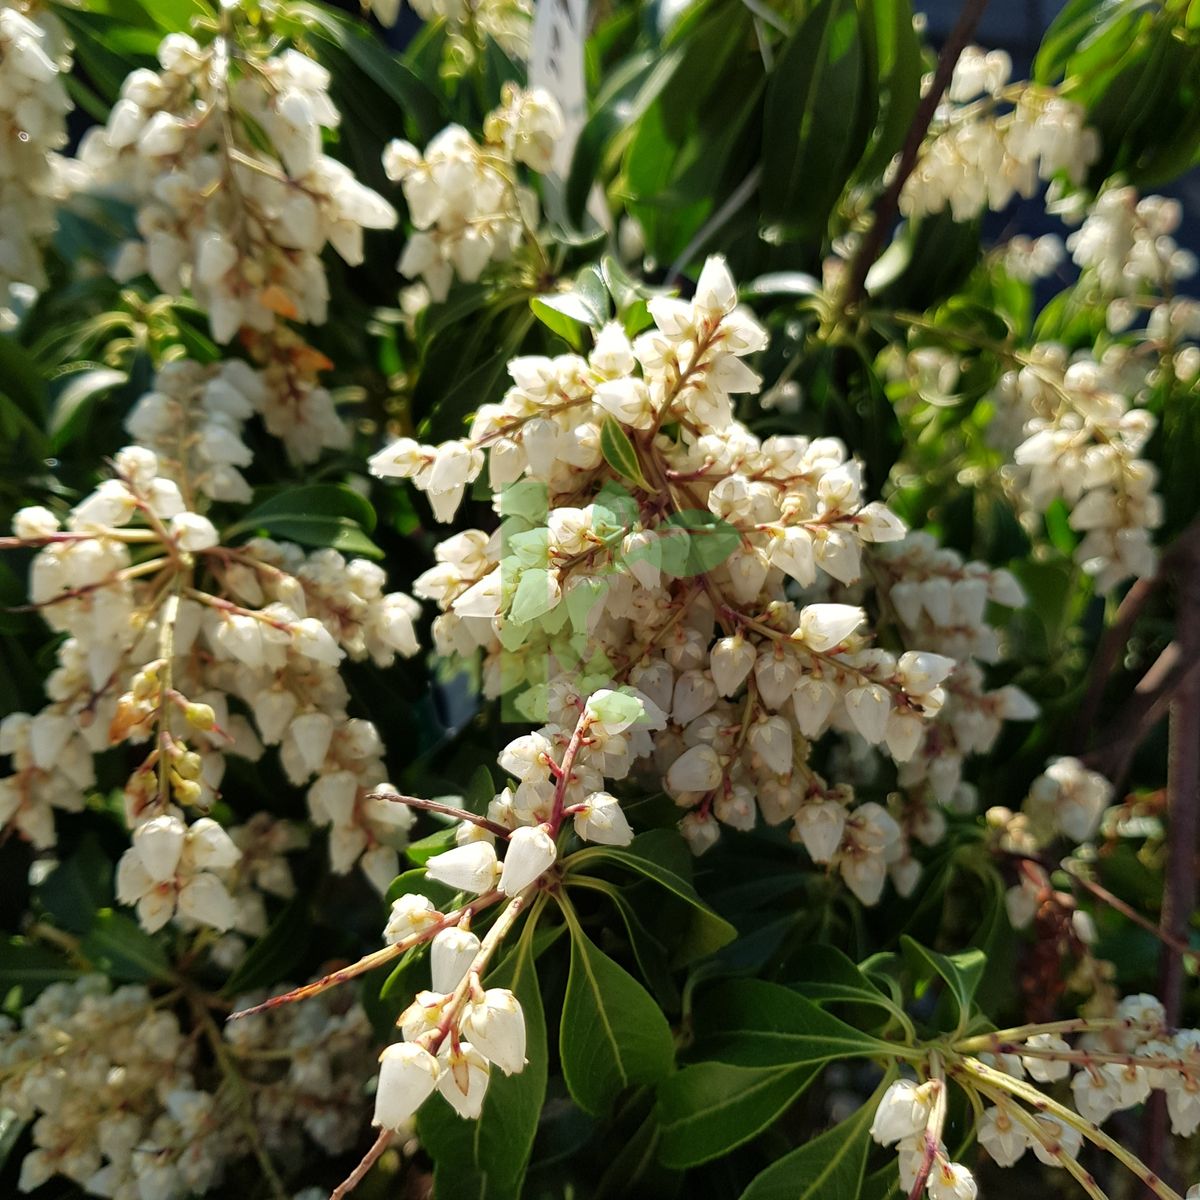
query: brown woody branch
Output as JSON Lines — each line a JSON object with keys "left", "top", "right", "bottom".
{"left": 840, "top": 0, "right": 991, "bottom": 314}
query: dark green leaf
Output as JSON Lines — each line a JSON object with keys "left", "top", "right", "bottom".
{"left": 694, "top": 979, "right": 894, "bottom": 1068}
{"left": 222, "top": 899, "right": 309, "bottom": 997}
{"left": 81, "top": 910, "right": 172, "bottom": 982}
{"left": 559, "top": 909, "right": 674, "bottom": 1114}
{"left": 657, "top": 1060, "right": 818, "bottom": 1168}
{"left": 900, "top": 936, "right": 985, "bottom": 1028}
{"left": 36, "top": 836, "right": 113, "bottom": 935}
{"left": 566, "top": 829, "right": 736, "bottom": 964}
{"left": 0, "top": 939, "right": 80, "bottom": 1001}
{"left": 739, "top": 1078, "right": 885, "bottom": 1199}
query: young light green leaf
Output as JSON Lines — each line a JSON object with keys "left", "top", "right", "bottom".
{"left": 559, "top": 909, "right": 674, "bottom": 1114}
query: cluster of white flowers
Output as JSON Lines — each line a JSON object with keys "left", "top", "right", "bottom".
{"left": 384, "top": 84, "right": 562, "bottom": 301}
{"left": 900, "top": 47, "right": 1098, "bottom": 222}
{"left": 1068, "top": 185, "right": 1198, "bottom": 302}
{"left": 82, "top": 33, "right": 396, "bottom": 340}
{"left": 990, "top": 346, "right": 1163, "bottom": 592}
{"left": 872, "top": 993, "right": 1200, "bottom": 1197}
{"left": 365, "top": 0, "right": 534, "bottom": 63}
{"left": 0, "top": 977, "right": 227, "bottom": 1199}
{"left": 76, "top": 29, "right": 395, "bottom": 462}
{"left": 364, "top": 256, "right": 1044, "bottom": 908}
{"left": 996, "top": 755, "right": 1116, "bottom": 933}
{"left": 0, "top": 974, "right": 374, "bottom": 1199}
{"left": 374, "top": 816, "right": 556, "bottom": 1129}
{"left": 0, "top": 3, "right": 72, "bottom": 326}
{"left": 864, "top": 533, "right": 1037, "bottom": 884}
{"left": 224, "top": 981, "right": 376, "bottom": 1158}
{"left": 2, "top": 444, "right": 421, "bottom": 923}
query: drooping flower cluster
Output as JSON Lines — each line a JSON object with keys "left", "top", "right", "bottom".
{"left": 864, "top": 532, "right": 1037, "bottom": 886}
{"left": 384, "top": 84, "right": 563, "bottom": 301}
{"left": 1, "top": 977, "right": 227, "bottom": 1198}
{"left": 82, "top": 32, "right": 396, "bottom": 340}
{"left": 0, "top": 974, "right": 375, "bottom": 1199}
{"left": 0, "top": 2, "right": 73, "bottom": 326}
{"left": 77, "top": 28, "right": 396, "bottom": 461}
{"left": 367, "top": 257, "right": 1041, "bottom": 906}
{"left": 1, "top": 443, "right": 421, "bottom": 920}
{"left": 224, "top": 981, "right": 377, "bottom": 1158}
{"left": 871, "top": 992, "right": 1200, "bottom": 1197}
{"left": 365, "top": 0, "right": 534, "bottom": 64}
{"left": 899, "top": 47, "right": 1098, "bottom": 222}
{"left": 990, "top": 345, "right": 1163, "bottom": 591}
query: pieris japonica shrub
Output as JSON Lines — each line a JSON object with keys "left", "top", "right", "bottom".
{"left": 1, "top": 0, "right": 1200, "bottom": 1197}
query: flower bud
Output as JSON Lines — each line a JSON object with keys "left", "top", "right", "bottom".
{"left": 574, "top": 792, "right": 634, "bottom": 846}
{"left": 373, "top": 1043, "right": 442, "bottom": 1130}
{"left": 709, "top": 635, "right": 756, "bottom": 698}
{"left": 797, "top": 603, "right": 864, "bottom": 653}
{"left": 426, "top": 842, "right": 500, "bottom": 895}
{"left": 133, "top": 815, "right": 186, "bottom": 883}
{"left": 499, "top": 824, "right": 557, "bottom": 895}
{"left": 461, "top": 988, "right": 526, "bottom": 1075}
{"left": 384, "top": 893, "right": 443, "bottom": 946}
{"left": 184, "top": 702, "right": 216, "bottom": 730}
{"left": 430, "top": 927, "right": 481, "bottom": 993}
{"left": 869, "top": 1079, "right": 933, "bottom": 1145}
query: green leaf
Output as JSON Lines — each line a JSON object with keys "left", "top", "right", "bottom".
{"left": 761, "top": 0, "right": 866, "bottom": 242}
{"left": 244, "top": 483, "right": 377, "bottom": 532}
{"left": 385, "top": 867, "right": 459, "bottom": 909}
{"left": 0, "top": 939, "right": 80, "bottom": 1001}
{"left": 419, "top": 924, "right": 548, "bottom": 1199}
{"left": 81, "top": 910, "right": 172, "bottom": 983}
{"left": 222, "top": 899, "right": 309, "bottom": 997}
{"left": 567, "top": 830, "right": 735, "bottom": 964}
{"left": 856, "top": 0, "right": 923, "bottom": 179}
{"left": 900, "top": 936, "right": 985, "bottom": 1029}
{"left": 404, "top": 824, "right": 460, "bottom": 866}
{"left": 529, "top": 267, "right": 610, "bottom": 344}
{"left": 599, "top": 416, "right": 654, "bottom": 492}
{"left": 739, "top": 1077, "right": 887, "bottom": 1199}
{"left": 559, "top": 908, "right": 674, "bottom": 1114}
{"left": 35, "top": 835, "right": 113, "bottom": 935}
{"left": 233, "top": 484, "right": 381, "bottom": 559}
{"left": 49, "top": 366, "right": 128, "bottom": 451}
{"left": 657, "top": 510, "right": 740, "bottom": 578}
{"left": 789, "top": 945, "right": 899, "bottom": 1016}
{"left": 566, "top": 875, "right": 679, "bottom": 1008}
{"left": 657, "top": 1060, "right": 819, "bottom": 1168}
{"left": 694, "top": 979, "right": 894, "bottom": 1068}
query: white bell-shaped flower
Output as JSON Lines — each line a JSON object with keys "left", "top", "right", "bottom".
{"left": 373, "top": 1043, "right": 442, "bottom": 1130}
{"left": 426, "top": 842, "right": 500, "bottom": 895}
{"left": 461, "top": 988, "right": 527, "bottom": 1075}
{"left": 499, "top": 824, "right": 556, "bottom": 895}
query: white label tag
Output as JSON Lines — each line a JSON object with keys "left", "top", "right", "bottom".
{"left": 528, "top": 0, "right": 589, "bottom": 178}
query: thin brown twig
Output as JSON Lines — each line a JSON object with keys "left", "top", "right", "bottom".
{"left": 840, "top": 0, "right": 991, "bottom": 313}
{"left": 1145, "top": 542, "right": 1200, "bottom": 1192}
{"left": 365, "top": 790, "right": 512, "bottom": 839}
{"left": 330, "top": 1129, "right": 395, "bottom": 1200}
{"left": 1076, "top": 575, "right": 1160, "bottom": 746}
